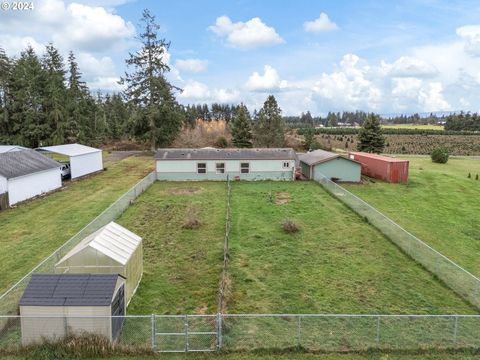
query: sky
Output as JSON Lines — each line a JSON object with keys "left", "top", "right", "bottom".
{"left": 1, "top": 0, "right": 480, "bottom": 115}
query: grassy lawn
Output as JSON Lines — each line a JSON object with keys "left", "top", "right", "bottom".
{"left": 344, "top": 156, "right": 480, "bottom": 277}
{"left": 117, "top": 182, "right": 227, "bottom": 314}
{"left": 0, "top": 154, "right": 154, "bottom": 293}
{"left": 227, "top": 181, "right": 474, "bottom": 314}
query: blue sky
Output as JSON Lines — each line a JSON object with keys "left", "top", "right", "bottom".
{"left": 1, "top": 0, "right": 480, "bottom": 115}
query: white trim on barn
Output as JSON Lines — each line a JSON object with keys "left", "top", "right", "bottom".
{"left": 38, "top": 144, "right": 104, "bottom": 179}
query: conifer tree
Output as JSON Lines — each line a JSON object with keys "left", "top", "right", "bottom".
{"left": 357, "top": 113, "right": 385, "bottom": 153}
{"left": 231, "top": 104, "right": 253, "bottom": 148}
{"left": 253, "top": 95, "right": 285, "bottom": 148}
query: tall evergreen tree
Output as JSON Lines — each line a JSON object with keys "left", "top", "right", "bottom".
{"left": 120, "top": 9, "right": 183, "bottom": 151}
{"left": 231, "top": 104, "right": 252, "bottom": 148}
{"left": 0, "top": 48, "right": 12, "bottom": 141}
{"left": 42, "top": 43, "right": 67, "bottom": 144}
{"left": 253, "top": 95, "right": 285, "bottom": 147}
{"left": 357, "top": 113, "right": 385, "bottom": 153}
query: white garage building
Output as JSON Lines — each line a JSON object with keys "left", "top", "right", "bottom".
{"left": 0, "top": 145, "right": 27, "bottom": 154}
{"left": 0, "top": 150, "right": 62, "bottom": 207}
{"left": 38, "top": 144, "right": 104, "bottom": 179}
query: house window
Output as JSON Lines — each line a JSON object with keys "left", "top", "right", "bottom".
{"left": 283, "top": 161, "right": 290, "bottom": 169}
{"left": 240, "top": 162, "right": 250, "bottom": 174}
{"left": 197, "top": 163, "right": 207, "bottom": 174}
{"left": 216, "top": 162, "right": 225, "bottom": 174}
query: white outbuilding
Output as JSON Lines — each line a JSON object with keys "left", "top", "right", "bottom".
{"left": 0, "top": 150, "right": 62, "bottom": 208}
{"left": 55, "top": 222, "right": 143, "bottom": 304}
{"left": 0, "top": 145, "right": 27, "bottom": 154}
{"left": 38, "top": 143, "right": 103, "bottom": 179}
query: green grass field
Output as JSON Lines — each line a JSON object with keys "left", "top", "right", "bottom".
{"left": 0, "top": 154, "right": 154, "bottom": 293}
{"left": 344, "top": 156, "right": 480, "bottom": 277}
{"left": 116, "top": 182, "right": 227, "bottom": 314}
{"left": 381, "top": 124, "right": 444, "bottom": 130}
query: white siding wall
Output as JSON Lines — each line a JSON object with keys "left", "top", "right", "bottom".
{"left": 0, "top": 175, "right": 7, "bottom": 194}
{"left": 157, "top": 159, "right": 294, "bottom": 173}
{"left": 70, "top": 151, "right": 103, "bottom": 179}
{"left": 8, "top": 168, "right": 62, "bottom": 206}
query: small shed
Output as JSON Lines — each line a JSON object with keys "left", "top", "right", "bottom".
{"left": 20, "top": 273, "right": 126, "bottom": 345}
{"left": 38, "top": 144, "right": 103, "bottom": 179}
{"left": 55, "top": 222, "right": 142, "bottom": 304}
{"left": 299, "top": 150, "right": 361, "bottom": 182}
{"left": 0, "top": 150, "right": 62, "bottom": 207}
{"left": 348, "top": 152, "right": 409, "bottom": 183}
{"left": 155, "top": 148, "right": 297, "bottom": 181}
{"left": 0, "top": 145, "right": 27, "bottom": 154}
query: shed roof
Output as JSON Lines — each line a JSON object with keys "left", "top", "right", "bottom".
{"left": 349, "top": 152, "right": 409, "bottom": 163}
{"left": 0, "top": 145, "right": 27, "bottom": 154}
{"left": 299, "top": 150, "right": 359, "bottom": 166}
{"left": 0, "top": 150, "right": 60, "bottom": 179}
{"left": 19, "top": 273, "right": 122, "bottom": 307}
{"left": 155, "top": 148, "right": 296, "bottom": 161}
{"left": 57, "top": 222, "right": 142, "bottom": 266}
{"left": 38, "top": 143, "right": 101, "bottom": 157}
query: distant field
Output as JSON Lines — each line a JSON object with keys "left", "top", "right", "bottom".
{"left": 344, "top": 156, "right": 480, "bottom": 277}
{"left": 382, "top": 124, "right": 444, "bottom": 130}
{"left": 0, "top": 154, "right": 154, "bottom": 293}
{"left": 226, "top": 182, "right": 474, "bottom": 314}
{"left": 117, "top": 182, "right": 226, "bottom": 314}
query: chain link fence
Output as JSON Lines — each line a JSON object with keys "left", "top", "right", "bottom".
{"left": 1, "top": 314, "right": 480, "bottom": 353}
{"left": 315, "top": 174, "right": 480, "bottom": 310}
{"left": 0, "top": 172, "right": 157, "bottom": 316}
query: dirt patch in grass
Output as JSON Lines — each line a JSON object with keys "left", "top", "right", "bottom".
{"left": 275, "top": 192, "right": 290, "bottom": 204}
{"left": 167, "top": 187, "right": 204, "bottom": 195}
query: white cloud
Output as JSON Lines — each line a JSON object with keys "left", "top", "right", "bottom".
{"left": 303, "top": 12, "right": 338, "bottom": 33}
{"left": 456, "top": 25, "right": 480, "bottom": 56}
{"left": 0, "top": 35, "right": 44, "bottom": 56}
{"left": 382, "top": 56, "right": 438, "bottom": 78}
{"left": 209, "top": 16, "right": 284, "bottom": 49}
{"left": 175, "top": 59, "right": 208, "bottom": 73}
{"left": 178, "top": 80, "right": 239, "bottom": 103}
{"left": 89, "top": 77, "right": 124, "bottom": 92}
{"left": 245, "top": 65, "right": 288, "bottom": 91}
{"left": 418, "top": 82, "right": 451, "bottom": 111}
{"left": 179, "top": 81, "right": 211, "bottom": 100}
{"left": 213, "top": 88, "right": 240, "bottom": 103}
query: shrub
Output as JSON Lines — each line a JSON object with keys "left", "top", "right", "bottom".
{"left": 476, "top": 174, "right": 479, "bottom": 180}
{"left": 282, "top": 219, "right": 300, "bottom": 234}
{"left": 468, "top": 173, "right": 471, "bottom": 178}
{"left": 431, "top": 147, "right": 449, "bottom": 163}
{"left": 214, "top": 136, "right": 228, "bottom": 148}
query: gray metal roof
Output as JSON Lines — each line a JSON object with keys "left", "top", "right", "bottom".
{"left": 0, "top": 149, "right": 60, "bottom": 179}
{"left": 19, "top": 274, "right": 122, "bottom": 307}
{"left": 155, "top": 148, "right": 296, "bottom": 161}
{"left": 298, "top": 150, "right": 359, "bottom": 166}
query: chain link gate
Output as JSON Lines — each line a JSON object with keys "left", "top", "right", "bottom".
{"left": 152, "top": 314, "right": 219, "bottom": 352}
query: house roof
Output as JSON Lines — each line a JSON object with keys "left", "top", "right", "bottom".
{"left": 19, "top": 273, "right": 122, "bottom": 307}
{"left": 0, "top": 145, "right": 27, "bottom": 154}
{"left": 155, "top": 148, "right": 297, "bottom": 161}
{"left": 299, "top": 150, "right": 359, "bottom": 166}
{"left": 38, "top": 143, "right": 101, "bottom": 157}
{"left": 0, "top": 149, "right": 60, "bottom": 179}
{"left": 57, "top": 222, "right": 142, "bottom": 267}
{"left": 349, "top": 152, "right": 409, "bottom": 163}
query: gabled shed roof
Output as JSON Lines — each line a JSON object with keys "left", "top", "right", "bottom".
{"left": 19, "top": 273, "right": 122, "bottom": 307}
{"left": 57, "top": 222, "right": 142, "bottom": 266}
{"left": 0, "top": 145, "right": 27, "bottom": 154}
{"left": 38, "top": 143, "right": 101, "bottom": 157}
{"left": 0, "top": 150, "right": 60, "bottom": 179}
{"left": 299, "top": 150, "right": 360, "bottom": 166}
{"left": 155, "top": 148, "right": 297, "bottom": 161}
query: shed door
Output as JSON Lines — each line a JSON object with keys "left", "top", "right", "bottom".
{"left": 111, "top": 285, "right": 125, "bottom": 340}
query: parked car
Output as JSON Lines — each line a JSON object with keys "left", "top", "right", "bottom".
{"left": 59, "top": 161, "right": 71, "bottom": 180}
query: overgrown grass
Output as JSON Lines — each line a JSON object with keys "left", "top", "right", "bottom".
{"left": 0, "top": 154, "right": 154, "bottom": 293}
{"left": 227, "top": 181, "right": 475, "bottom": 314}
{"left": 116, "top": 182, "right": 227, "bottom": 314}
{"left": 382, "top": 124, "right": 444, "bottom": 130}
{"left": 344, "top": 156, "right": 480, "bottom": 277}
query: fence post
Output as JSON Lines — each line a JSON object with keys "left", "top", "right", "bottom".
{"left": 185, "top": 314, "right": 189, "bottom": 352}
{"left": 297, "top": 315, "right": 302, "bottom": 348}
{"left": 151, "top": 314, "right": 156, "bottom": 351}
{"left": 375, "top": 316, "right": 381, "bottom": 347}
{"left": 217, "top": 313, "right": 223, "bottom": 351}
{"left": 453, "top": 316, "right": 458, "bottom": 346}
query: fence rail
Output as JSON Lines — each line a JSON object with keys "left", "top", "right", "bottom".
{"left": 315, "top": 174, "right": 480, "bottom": 310}
{"left": 1, "top": 314, "right": 480, "bottom": 353}
{"left": 0, "top": 171, "right": 157, "bottom": 316}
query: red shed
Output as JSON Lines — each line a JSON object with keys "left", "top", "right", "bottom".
{"left": 348, "top": 152, "right": 409, "bottom": 183}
